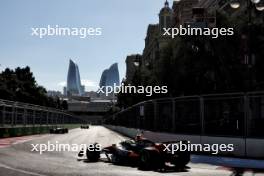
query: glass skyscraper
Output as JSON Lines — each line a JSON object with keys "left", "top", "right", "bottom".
{"left": 99, "top": 63, "right": 120, "bottom": 87}
{"left": 67, "top": 59, "right": 82, "bottom": 96}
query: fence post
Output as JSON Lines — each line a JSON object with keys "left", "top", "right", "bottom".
{"left": 62, "top": 114, "right": 65, "bottom": 125}
{"left": 200, "top": 96, "right": 205, "bottom": 135}
{"left": 56, "top": 113, "right": 58, "bottom": 126}
{"left": 65, "top": 114, "right": 67, "bottom": 125}
{"left": 112, "top": 114, "right": 115, "bottom": 125}
{"left": 14, "top": 106, "right": 17, "bottom": 127}
{"left": 172, "top": 99, "right": 176, "bottom": 133}
{"left": 2, "top": 106, "right": 5, "bottom": 127}
{"left": 244, "top": 94, "right": 249, "bottom": 157}
{"left": 58, "top": 113, "right": 61, "bottom": 125}
{"left": 46, "top": 111, "right": 49, "bottom": 126}
{"left": 153, "top": 100, "right": 158, "bottom": 131}
{"left": 39, "top": 111, "right": 42, "bottom": 126}
{"left": 11, "top": 105, "right": 15, "bottom": 127}
{"left": 244, "top": 94, "right": 249, "bottom": 138}
{"left": 51, "top": 113, "right": 54, "bottom": 127}
{"left": 23, "top": 108, "right": 27, "bottom": 127}
{"left": 33, "top": 110, "right": 36, "bottom": 127}
{"left": 139, "top": 105, "right": 144, "bottom": 129}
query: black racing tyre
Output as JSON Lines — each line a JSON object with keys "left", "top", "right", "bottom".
{"left": 64, "top": 128, "right": 68, "bottom": 133}
{"left": 111, "top": 153, "right": 121, "bottom": 164}
{"left": 49, "top": 129, "right": 54, "bottom": 134}
{"left": 139, "top": 149, "right": 163, "bottom": 170}
{"left": 172, "top": 151, "right": 190, "bottom": 169}
{"left": 78, "top": 148, "right": 85, "bottom": 157}
{"left": 86, "top": 146, "right": 100, "bottom": 162}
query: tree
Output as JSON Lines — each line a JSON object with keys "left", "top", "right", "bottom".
{"left": 62, "top": 100, "right": 68, "bottom": 110}
{"left": 0, "top": 66, "right": 58, "bottom": 108}
{"left": 149, "top": 11, "right": 264, "bottom": 97}
{"left": 117, "top": 11, "right": 264, "bottom": 107}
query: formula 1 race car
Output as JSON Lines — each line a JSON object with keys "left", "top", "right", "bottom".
{"left": 80, "top": 125, "right": 89, "bottom": 129}
{"left": 78, "top": 136, "right": 190, "bottom": 171}
{"left": 49, "top": 127, "right": 68, "bottom": 134}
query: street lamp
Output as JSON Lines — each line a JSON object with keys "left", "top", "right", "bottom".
{"left": 251, "top": 0, "right": 260, "bottom": 4}
{"left": 133, "top": 55, "right": 141, "bottom": 67}
{"left": 256, "top": 1, "right": 264, "bottom": 10}
{"left": 230, "top": 0, "right": 264, "bottom": 11}
{"left": 134, "top": 61, "right": 140, "bottom": 67}
{"left": 230, "top": 0, "right": 241, "bottom": 9}
{"left": 230, "top": 0, "right": 263, "bottom": 90}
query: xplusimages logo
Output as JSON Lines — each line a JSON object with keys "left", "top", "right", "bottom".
{"left": 163, "top": 25, "right": 234, "bottom": 39}
{"left": 163, "top": 141, "right": 234, "bottom": 155}
{"left": 31, "top": 141, "right": 102, "bottom": 154}
{"left": 97, "top": 83, "right": 168, "bottom": 96}
{"left": 31, "top": 25, "right": 102, "bottom": 38}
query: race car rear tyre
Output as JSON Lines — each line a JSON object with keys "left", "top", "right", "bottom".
{"left": 139, "top": 149, "right": 163, "bottom": 170}
{"left": 49, "top": 129, "right": 54, "bottom": 134}
{"left": 111, "top": 153, "right": 121, "bottom": 164}
{"left": 172, "top": 151, "right": 190, "bottom": 169}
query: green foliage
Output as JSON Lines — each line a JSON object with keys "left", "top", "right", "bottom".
{"left": 0, "top": 66, "right": 61, "bottom": 108}
{"left": 118, "top": 11, "right": 264, "bottom": 107}
{"left": 146, "top": 11, "right": 264, "bottom": 97}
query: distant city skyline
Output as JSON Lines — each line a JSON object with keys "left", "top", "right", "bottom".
{"left": 0, "top": 0, "right": 174, "bottom": 92}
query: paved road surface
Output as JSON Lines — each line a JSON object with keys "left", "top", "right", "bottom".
{"left": 0, "top": 126, "right": 262, "bottom": 176}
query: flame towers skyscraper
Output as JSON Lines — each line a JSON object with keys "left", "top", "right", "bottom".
{"left": 99, "top": 63, "right": 120, "bottom": 87}
{"left": 66, "top": 59, "right": 82, "bottom": 96}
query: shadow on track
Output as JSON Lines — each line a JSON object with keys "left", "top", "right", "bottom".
{"left": 228, "top": 167, "right": 264, "bottom": 176}
{"left": 77, "top": 156, "right": 191, "bottom": 173}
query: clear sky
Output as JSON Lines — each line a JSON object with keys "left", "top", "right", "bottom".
{"left": 0, "top": 0, "right": 174, "bottom": 92}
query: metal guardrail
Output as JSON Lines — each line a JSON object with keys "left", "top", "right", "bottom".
{"left": 0, "top": 99, "right": 84, "bottom": 127}
{"left": 105, "top": 91, "right": 264, "bottom": 138}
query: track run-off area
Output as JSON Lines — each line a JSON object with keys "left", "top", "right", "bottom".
{"left": 0, "top": 126, "right": 263, "bottom": 176}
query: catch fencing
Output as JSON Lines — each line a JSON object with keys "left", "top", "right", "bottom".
{"left": 105, "top": 92, "right": 264, "bottom": 138}
{"left": 0, "top": 99, "right": 84, "bottom": 127}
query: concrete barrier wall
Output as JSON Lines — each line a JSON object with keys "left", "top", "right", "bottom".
{"left": 0, "top": 124, "right": 81, "bottom": 138}
{"left": 104, "top": 125, "right": 139, "bottom": 138}
{"left": 0, "top": 126, "right": 50, "bottom": 138}
{"left": 246, "top": 138, "right": 264, "bottom": 158}
{"left": 201, "top": 136, "right": 245, "bottom": 157}
{"left": 104, "top": 125, "right": 264, "bottom": 158}
{"left": 105, "top": 125, "right": 200, "bottom": 143}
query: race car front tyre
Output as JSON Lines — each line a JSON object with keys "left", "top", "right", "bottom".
{"left": 86, "top": 145, "right": 100, "bottom": 162}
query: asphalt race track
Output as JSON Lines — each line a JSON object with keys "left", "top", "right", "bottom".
{"left": 0, "top": 126, "right": 263, "bottom": 176}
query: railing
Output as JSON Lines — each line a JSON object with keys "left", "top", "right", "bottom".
{"left": 0, "top": 99, "right": 84, "bottom": 127}
{"left": 105, "top": 91, "right": 264, "bottom": 138}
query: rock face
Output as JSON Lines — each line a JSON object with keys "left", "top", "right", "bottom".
{"left": 99, "top": 63, "right": 120, "bottom": 87}
{"left": 67, "top": 59, "right": 82, "bottom": 96}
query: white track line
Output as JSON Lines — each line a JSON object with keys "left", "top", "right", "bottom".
{"left": 0, "top": 163, "right": 47, "bottom": 176}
